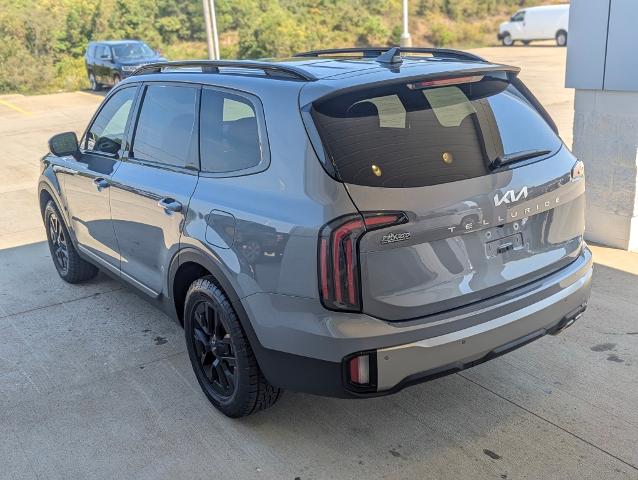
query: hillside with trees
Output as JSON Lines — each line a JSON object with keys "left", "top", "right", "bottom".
{"left": 0, "top": 0, "right": 565, "bottom": 94}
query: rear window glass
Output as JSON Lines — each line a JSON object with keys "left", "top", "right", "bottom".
{"left": 311, "top": 75, "right": 561, "bottom": 188}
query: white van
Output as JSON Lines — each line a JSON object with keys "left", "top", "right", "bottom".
{"left": 498, "top": 4, "right": 569, "bottom": 47}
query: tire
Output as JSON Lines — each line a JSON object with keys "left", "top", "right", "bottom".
{"left": 501, "top": 33, "right": 514, "bottom": 46}
{"left": 44, "top": 200, "right": 98, "bottom": 283}
{"left": 522, "top": 40, "right": 531, "bottom": 46}
{"left": 88, "top": 72, "right": 100, "bottom": 91}
{"left": 556, "top": 30, "right": 567, "bottom": 47}
{"left": 184, "top": 276, "right": 281, "bottom": 417}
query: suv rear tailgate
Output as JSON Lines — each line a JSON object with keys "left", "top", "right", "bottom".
{"left": 351, "top": 148, "right": 584, "bottom": 321}
{"left": 308, "top": 67, "right": 585, "bottom": 321}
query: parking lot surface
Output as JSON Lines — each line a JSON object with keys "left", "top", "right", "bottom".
{"left": 1, "top": 46, "right": 637, "bottom": 479}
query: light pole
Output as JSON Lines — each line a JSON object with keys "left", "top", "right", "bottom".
{"left": 400, "top": 0, "right": 412, "bottom": 47}
{"left": 202, "top": 0, "right": 221, "bottom": 60}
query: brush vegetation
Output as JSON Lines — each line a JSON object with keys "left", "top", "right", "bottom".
{"left": 0, "top": 0, "right": 564, "bottom": 94}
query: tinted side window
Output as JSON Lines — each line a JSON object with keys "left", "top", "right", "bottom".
{"left": 200, "top": 89, "right": 262, "bottom": 173}
{"left": 132, "top": 85, "right": 198, "bottom": 168}
{"left": 85, "top": 87, "right": 136, "bottom": 155}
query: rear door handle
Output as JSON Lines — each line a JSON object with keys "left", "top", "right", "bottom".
{"left": 93, "top": 177, "right": 109, "bottom": 191}
{"left": 158, "top": 197, "right": 182, "bottom": 214}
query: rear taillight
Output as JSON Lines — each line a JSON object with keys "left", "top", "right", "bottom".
{"left": 318, "top": 212, "right": 407, "bottom": 312}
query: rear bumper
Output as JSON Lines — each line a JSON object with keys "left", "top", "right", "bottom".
{"left": 374, "top": 272, "right": 588, "bottom": 392}
{"left": 241, "top": 246, "right": 593, "bottom": 398}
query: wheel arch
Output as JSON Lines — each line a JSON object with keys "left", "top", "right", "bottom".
{"left": 168, "top": 247, "right": 243, "bottom": 326}
{"left": 38, "top": 176, "right": 69, "bottom": 224}
{"left": 168, "top": 247, "right": 274, "bottom": 378}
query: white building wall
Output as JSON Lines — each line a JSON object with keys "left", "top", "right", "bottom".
{"left": 567, "top": 0, "right": 638, "bottom": 251}
{"left": 572, "top": 90, "right": 638, "bottom": 250}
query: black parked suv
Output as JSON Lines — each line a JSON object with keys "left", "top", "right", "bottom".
{"left": 40, "top": 48, "right": 591, "bottom": 417}
{"left": 85, "top": 40, "right": 166, "bottom": 91}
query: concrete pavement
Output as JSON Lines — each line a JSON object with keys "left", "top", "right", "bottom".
{"left": 1, "top": 46, "right": 637, "bottom": 479}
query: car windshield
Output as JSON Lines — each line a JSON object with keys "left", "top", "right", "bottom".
{"left": 112, "top": 43, "right": 154, "bottom": 60}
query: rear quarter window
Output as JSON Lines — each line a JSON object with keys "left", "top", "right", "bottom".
{"left": 311, "top": 75, "right": 561, "bottom": 188}
{"left": 199, "top": 88, "right": 265, "bottom": 173}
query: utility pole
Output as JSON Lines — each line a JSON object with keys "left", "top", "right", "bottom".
{"left": 202, "top": 0, "right": 214, "bottom": 59}
{"left": 202, "top": 0, "right": 221, "bottom": 60}
{"left": 400, "top": 0, "right": 412, "bottom": 47}
{"left": 209, "top": 0, "right": 221, "bottom": 60}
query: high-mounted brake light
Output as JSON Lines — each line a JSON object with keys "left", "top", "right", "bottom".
{"left": 407, "top": 75, "right": 484, "bottom": 90}
{"left": 318, "top": 212, "right": 407, "bottom": 311}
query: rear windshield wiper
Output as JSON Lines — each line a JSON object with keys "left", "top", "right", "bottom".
{"left": 490, "top": 149, "right": 551, "bottom": 170}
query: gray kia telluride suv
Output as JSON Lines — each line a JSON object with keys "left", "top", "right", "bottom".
{"left": 39, "top": 47, "right": 592, "bottom": 417}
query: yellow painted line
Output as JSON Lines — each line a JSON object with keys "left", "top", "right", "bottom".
{"left": 0, "top": 99, "right": 32, "bottom": 116}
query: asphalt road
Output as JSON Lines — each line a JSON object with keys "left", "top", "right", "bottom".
{"left": 1, "top": 45, "right": 637, "bottom": 480}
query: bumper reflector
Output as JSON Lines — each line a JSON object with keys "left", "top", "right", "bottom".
{"left": 348, "top": 354, "right": 370, "bottom": 385}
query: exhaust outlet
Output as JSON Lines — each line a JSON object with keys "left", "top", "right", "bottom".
{"left": 549, "top": 303, "right": 587, "bottom": 336}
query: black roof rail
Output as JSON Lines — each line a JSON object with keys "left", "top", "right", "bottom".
{"left": 294, "top": 47, "right": 486, "bottom": 63}
{"left": 131, "top": 60, "right": 317, "bottom": 81}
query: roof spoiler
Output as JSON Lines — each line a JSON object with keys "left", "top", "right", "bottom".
{"left": 307, "top": 65, "right": 521, "bottom": 104}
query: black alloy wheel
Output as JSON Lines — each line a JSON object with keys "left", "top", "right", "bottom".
{"left": 184, "top": 277, "right": 281, "bottom": 417}
{"left": 43, "top": 200, "right": 98, "bottom": 283}
{"left": 48, "top": 210, "right": 69, "bottom": 275}
{"left": 191, "top": 298, "right": 237, "bottom": 397}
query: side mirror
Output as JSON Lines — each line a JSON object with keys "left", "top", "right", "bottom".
{"left": 100, "top": 53, "right": 111, "bottom": 61}
{"left": 49, "top": 132, "right": 80, "bottom": 159}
